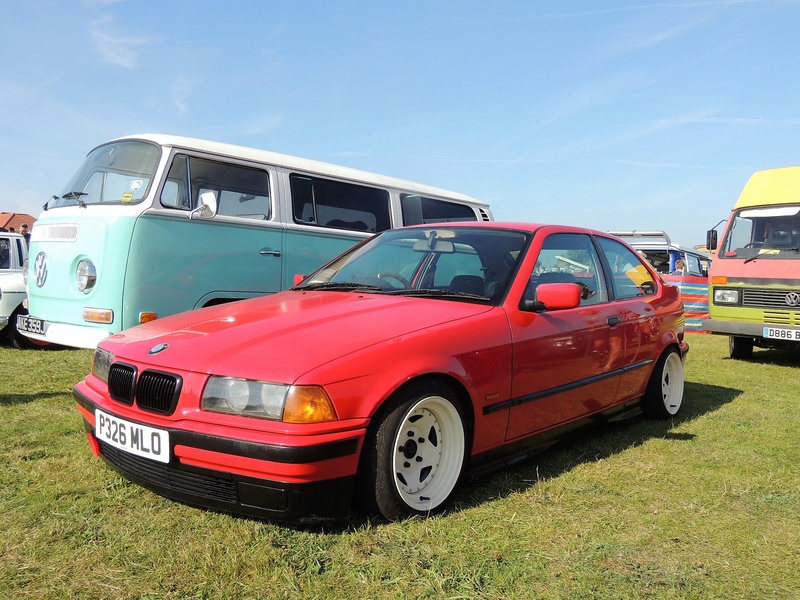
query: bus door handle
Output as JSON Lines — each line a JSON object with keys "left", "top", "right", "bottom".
{"left": 259, "top": 248, "right": 282, "bottom": 257}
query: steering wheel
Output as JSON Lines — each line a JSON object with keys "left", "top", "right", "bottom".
{"left": 377, "top": 272, "right": 409, "bottom": 288}
{"left": 744, "top": 242, "right": 764, "bottom": 249}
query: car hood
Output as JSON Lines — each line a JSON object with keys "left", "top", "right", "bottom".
{"left": 102, "top": 290, "right": 494, "bottom": 381}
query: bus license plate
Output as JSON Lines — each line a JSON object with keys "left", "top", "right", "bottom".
{"left": 16, "top": 314, "right": 47, "bottom": 336}
{"left": 95, "top": 409, "right": 170, "bottom": 464}
{"left": 763, "top": 327, "right": 800, "bottom": 341}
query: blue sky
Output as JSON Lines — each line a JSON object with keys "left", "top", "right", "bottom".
{"left": 2, "top": 0, "right": 800, "bottom": 247}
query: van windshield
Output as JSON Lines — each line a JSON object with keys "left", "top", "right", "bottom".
{"left": 48, "top": 141, "right": 160, "bottom": 208}
{"left": 721, "top": 205, "right": 800, "bottom": 259}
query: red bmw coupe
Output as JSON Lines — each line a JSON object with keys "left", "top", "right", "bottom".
{"left": 74, "top": 223, "right": 688, "bottom": 523}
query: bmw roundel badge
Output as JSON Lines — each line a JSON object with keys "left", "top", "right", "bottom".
{"left": 148, "top": 343, "right": 169, "bottom": 355}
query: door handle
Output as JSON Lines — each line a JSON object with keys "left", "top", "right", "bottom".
{"left": 259, "top": 248, "right": 281, "bottom": 257}
{"left": 607, "top": 315, "right": 621, "bottom": 326}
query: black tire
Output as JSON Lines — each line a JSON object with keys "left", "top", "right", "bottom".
{"left": 357, "top": 380, "right": 467, "bottom": 521}
{"left": 6, "top": 306, "right": 51, "bottom": 350}
{"left": 643, "top": 348, "right": 685, "bottom": 419}
{"left": 729, "top": 336, "right": 754, "bottom": 360}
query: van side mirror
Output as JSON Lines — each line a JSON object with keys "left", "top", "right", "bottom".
{"left": 706, "top": 229, "right": 718, "bottom": 251}
{"left": 189, "top": 191, "right": 218, "bottom": 220}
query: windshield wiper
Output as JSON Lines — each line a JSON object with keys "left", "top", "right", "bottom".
{"left": 60, "top": 191, "right": 88, "bottom": 208}
{"left": 744, "top": 247, "right": 800, "bottom": 264}
{"left": 383, "top": 288, "right": 489, "bottom": 300}
{"left": 297, "top": 281, "right": 384, "bottom": 292}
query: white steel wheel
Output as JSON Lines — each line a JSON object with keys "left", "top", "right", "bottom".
{"left": 358, "top": 381, "right": 467, "bottom": 521}
{"left": 390, "top": 395, "right": 465, "bottom": 513}
{"left": 644, "top": 348, "right": 685, "bottom": 419}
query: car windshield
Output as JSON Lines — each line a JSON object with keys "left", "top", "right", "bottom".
{"left": 296, "top": 226, "right": 531, "bottom": 304}
{"left": 719, "top": 205, "right": 800, "bottom": 260}
{"left": 46, "top": 140, "right": 161, "bottom": 209}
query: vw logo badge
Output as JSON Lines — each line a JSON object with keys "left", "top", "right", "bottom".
{"left": 786, "top": 292, "right": 800, "bottom": 307}
{"left": 33, "top": 252, "right": 48, "bottom": 288}
{"left": 148, "top": 343, "right": 169, "bottom": 355}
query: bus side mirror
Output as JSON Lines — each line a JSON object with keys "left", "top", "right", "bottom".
{"left": 189, "top": 191, "right": 218, "bottom": 220}
{"left": 706, "top": 229, "right": 718, "bottom": 251}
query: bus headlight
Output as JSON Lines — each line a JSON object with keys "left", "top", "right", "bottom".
{"left": 713, "top": 288, "right": 740, "bottom": 305}
{"left": 201, "top": 376, "right": 337, "bottom": 423}
{"left": 76, "top": 259, "right": 97, "bottom": 292}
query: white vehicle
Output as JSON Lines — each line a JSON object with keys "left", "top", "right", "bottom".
{"left": 22, "top": 134, "right": 492, "bottom": 349}
{"left": 608, "top": 230, "right": 711, "bottom": 277}
{"left": 0, "top": 232, "right": 44, "bottom": 348}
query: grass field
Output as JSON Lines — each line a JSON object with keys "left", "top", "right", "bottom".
{"left": 1, "top": 334, "right": 799, "bottom": 599}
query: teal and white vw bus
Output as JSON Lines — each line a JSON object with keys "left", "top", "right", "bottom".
{"left": 21, "top": 134, "right": 492, "bottom": 348}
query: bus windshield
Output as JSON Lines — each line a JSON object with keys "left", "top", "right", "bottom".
{"left": 48, "top": 141, "right": 160, "bottom": 209}
{"left": 720, "top": 205, "right": 800, "bottom": 259}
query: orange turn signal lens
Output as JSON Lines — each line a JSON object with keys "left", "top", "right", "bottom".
{"left": 283, "top": 386, "right": 337, "bottom": 423}
{"left": 83, "top": 308, "right": 114, "bottom": 324}
{"left": 139, "top": 312, "right": 158, "bottom": 324}
{"left": 711, "top": 276, "right": 728, "bottom": 285}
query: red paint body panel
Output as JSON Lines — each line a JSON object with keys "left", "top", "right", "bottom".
{"left": 74, "top": 222, "right": 688, "bottom": 522}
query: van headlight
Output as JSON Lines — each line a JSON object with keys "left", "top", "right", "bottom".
{"left": 713, "top": 288, "right": 740, "bottom": 305}
{"left": 201, "top": 376, "right": 337, "bottom": 423}
{"left": 76, "top": 259, "right": 97, "bottom": 292}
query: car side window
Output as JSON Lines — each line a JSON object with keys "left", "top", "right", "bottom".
{"left": 528, "top": 233, "right": 608, "bottom": 306}
{"left": 596, "top": 237, "right": 657, "bottom": 299}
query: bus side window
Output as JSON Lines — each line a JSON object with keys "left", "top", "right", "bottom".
{"left": 187, "top": 157, "right": 271, "bottom": 220}
{"left": 160, "top": 155, "right": 191, "bottom": 210}
{"left": 401, "top": 194, "right": 478, "bottom": 225}
{"left": 289, "top": 174, "right": 390, "bottom": 232}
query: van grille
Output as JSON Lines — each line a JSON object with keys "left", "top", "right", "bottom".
{"left": 742, "top": 288, "right": 800, "bottom": 309}
{"left": 107, "top": 364, "right": 182, "bottom": 415}
{"left": 30, "top": 223, "right": 79, "bottom": 242}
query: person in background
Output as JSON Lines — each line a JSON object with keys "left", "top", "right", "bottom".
{"left": 21, "top": 223, "right": 30, "bottom": 244}
{"left": 670, "top": 259, "right": 685, "bottom": 275}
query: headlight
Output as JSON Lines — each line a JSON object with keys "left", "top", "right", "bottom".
{"left": 201, "top": 376, "right": 337, "bottom": 423}
{"left": 76, "top": 259, "right": 97, "bottom": 292}
{"left": 92, "top": 347, "right": 115, "bottom": 383}
{"left": 714, "top": 288, "right": 740, "bottom": 305}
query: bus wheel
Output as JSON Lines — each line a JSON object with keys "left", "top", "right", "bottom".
{"left": 729, "top": 336, "right": 753, "bottom": 360}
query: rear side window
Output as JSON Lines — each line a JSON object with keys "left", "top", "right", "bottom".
{"left": 401, "top": 194, "right": 477, "bottom": 225}
{"left": 161, "top": 155, "right": 271, "bottom": 221}
{"left": 290, "top": 174, "right": 390, "bottom": 232}
{"left": 596, "top": 237, "right": 657, "bottom": 299}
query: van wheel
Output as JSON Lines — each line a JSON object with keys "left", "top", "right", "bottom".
{"left": 644, "top": 348, "right": 684, "bottom": 419}
{"left": 358, "top": 381, "right": 466, "bottom": 521}
{"left": 729, "top": 336, "right": 754, "bottom": 359}
{"left": 6, "top": 307, "right": 51, "bottom": 350}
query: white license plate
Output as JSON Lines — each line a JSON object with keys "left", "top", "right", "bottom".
{"left": 95, "top": 409, "right": 170, "bottom": 464}
{"left": 762, "top": 327, "right": 800, "bottom": 341}
{"left": 16, "top": 314, "right": 47, "bottom": 335}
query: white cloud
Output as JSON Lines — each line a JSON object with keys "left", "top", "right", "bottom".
{"left": 89, "top": 14, "right": 156, "bottom": 69}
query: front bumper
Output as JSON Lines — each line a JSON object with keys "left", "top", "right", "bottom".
{"left": 74, "top": 386, "right": 363, "bottom": 524}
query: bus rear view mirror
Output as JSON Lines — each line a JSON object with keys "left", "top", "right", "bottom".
{"left": 189, "top": 191, "right": 218, "bottom": 220}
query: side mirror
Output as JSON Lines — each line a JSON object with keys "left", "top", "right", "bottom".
{"left": 189, "top": 191, "right": 218, "bottom": 220}
{"left": 521, "top": 283, "right": 582, "bottom": 312}
{"left": 293, "top": 273, "right": 306, "bottom": 286}
{"left": 706, "top": 229, "right": 718, "bottom": 251}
